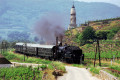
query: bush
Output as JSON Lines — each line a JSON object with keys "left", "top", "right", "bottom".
{"left": 82, "top": 26, "right": 96, "bottom": 40}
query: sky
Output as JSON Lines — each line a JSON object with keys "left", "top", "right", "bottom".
{"left": 76, "top": 0, "right": 120, "bottom": 7}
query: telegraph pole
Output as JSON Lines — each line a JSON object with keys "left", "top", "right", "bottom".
{"left": 94, "top": 39, "right": 101, "bottom": 67}
{"left": 97, "top": 39, "right": 101, "bottom": 66}
{"left": 94, "top": 43, "right": 97, "bottom": 67}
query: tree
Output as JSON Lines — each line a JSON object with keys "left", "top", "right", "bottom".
{"left": 82, "top": 26, "right": 95, "bottom": 40}
{"left": 96, "top": 30, "right": 109, "bottom": 40}
{"left": 75, "top": 33, "right": 85, "bottom": 46}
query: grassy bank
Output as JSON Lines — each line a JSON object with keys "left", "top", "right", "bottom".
{"left": 1, "top": 49, "right": 51, "bottom": 64}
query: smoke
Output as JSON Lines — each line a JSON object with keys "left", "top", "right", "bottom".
{"left": 34, "top": 13, "right": 65, "bottom": 44}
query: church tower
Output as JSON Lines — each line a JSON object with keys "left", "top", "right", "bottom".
{"left": 68, "top": 3, "right": 77, "bottom": 30}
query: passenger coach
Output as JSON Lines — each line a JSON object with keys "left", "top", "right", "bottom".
{"left": 15, "top": 43, "right": 54, "bottom": 59}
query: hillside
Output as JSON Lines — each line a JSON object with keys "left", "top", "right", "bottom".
{"left": 64, "top": 17, "right": 120, "bottom": 46}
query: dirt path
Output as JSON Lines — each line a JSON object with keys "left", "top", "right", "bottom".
{"left": 11, "top": 62, "right": 42, "bottom": 68}
{"left": 57, "top": 66, "right": 101, "bottom": 80}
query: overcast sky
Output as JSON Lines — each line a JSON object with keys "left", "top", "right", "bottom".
{"left": 76, "top": 0, "right": 120, "bottom": 7}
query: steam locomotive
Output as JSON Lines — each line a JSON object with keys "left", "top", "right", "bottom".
{"left": 15, "top": 38, "right": 84, "bottom": 63}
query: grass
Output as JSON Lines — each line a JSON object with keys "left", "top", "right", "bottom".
{"left": 1, "top": 49, "right": 52, "bottom": 64}
{"left": 115, "top": 60, "right": 120, "bottom": 64}
{"left": 109, "top": 65, "right": 120, "bottom": 71}
{"left": 105, "top": 69, "right": 120, "bottom": 79}
{"left": 90, "top": 67, "right": 101, "bottom": 74}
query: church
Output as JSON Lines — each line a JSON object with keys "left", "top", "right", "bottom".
{"left": 68, "top": 3, "right": 77, "bottom": 30}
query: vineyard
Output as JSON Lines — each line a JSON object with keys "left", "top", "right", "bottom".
{"left": 0, "top": 66, "right": 43, "bottom": 80}
{"left": 81, "top": 40, "right": 120, "bottom": 60}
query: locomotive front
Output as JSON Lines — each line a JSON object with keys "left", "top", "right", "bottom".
{"left": 52, "top": 45, "right": 84, "bottom": 63}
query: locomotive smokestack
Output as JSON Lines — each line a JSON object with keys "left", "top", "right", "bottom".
{"left": 60, "top": 36, "right": 63, "bottom": 46}
{"left": 56, "top": 37, "right": 58, "bottom": 46}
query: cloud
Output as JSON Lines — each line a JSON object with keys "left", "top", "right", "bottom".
{"left": 76, "top": 0, "right": 120, "bottom": 7}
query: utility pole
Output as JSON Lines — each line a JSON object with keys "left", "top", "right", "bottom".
{"left": 94, "top": 43, "right": 97, "bottom": 67}
{"left": 97, "top": 39, "right": 101, "bottom": 66}
{"left": 94, "top": 39, "right": 101, "bottom": 67}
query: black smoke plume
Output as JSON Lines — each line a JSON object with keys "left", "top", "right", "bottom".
{"left": 34, "top": 13, "right": 65, "bottom": 44}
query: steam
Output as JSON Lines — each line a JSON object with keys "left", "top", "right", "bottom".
{"left": 34, "top": 13, "right": 65, "bottom": 44}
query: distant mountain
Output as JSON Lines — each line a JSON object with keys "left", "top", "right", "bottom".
{"left": 0, "top": 0, "right": 120, "bottom": 39}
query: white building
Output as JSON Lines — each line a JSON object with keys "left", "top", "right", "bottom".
{"left": 68, "top": 4, "right": 77, "bottom": 30}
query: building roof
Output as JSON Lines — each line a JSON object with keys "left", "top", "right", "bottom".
{"left": 0, "top": 54, "right": 11, "bottom": 64}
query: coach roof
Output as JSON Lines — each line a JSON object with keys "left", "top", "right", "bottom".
{"left": 16, "top": 43, "right": 54, "bottom": 49}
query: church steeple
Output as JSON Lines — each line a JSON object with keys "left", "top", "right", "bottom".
{"left": 68, "top": 2, "right": 77, "bottom": 30}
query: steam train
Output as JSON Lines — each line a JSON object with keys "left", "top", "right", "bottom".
{"left": 15, "top": 40, "right": 84, "bottom": 63}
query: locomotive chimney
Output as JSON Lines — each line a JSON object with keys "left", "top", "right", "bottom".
{"left": 60, "top": 36, "right": 63, "bottom": 46}
{"left": 56, "top": 37, "right": 58, "bottom": 46}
